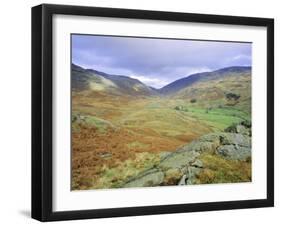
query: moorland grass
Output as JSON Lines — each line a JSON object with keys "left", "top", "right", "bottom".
{"left": 72, "top": 95, "right": 251, "bottom": 189}
{"left": 196, "top": 152, "right": 251, "bottom": 184}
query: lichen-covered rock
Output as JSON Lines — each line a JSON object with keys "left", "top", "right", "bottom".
{"left": 236, "top": 125, "right": 250, "bottom": 136}
{"left": 121, "top": 130, "right": 251, "bottom": 188}
{"left": 216, "top": 145, "right": 251, "bottom": 160}
{"left": 219, "top": 133, "right": 251, "bottom": 147}
{"left": 158, "top": 150, "right": 199, "bottom": 170}
{"left": 224, "top": 120, "right": 251, "bottom": 136}
{"left": 187, "top": 141, "right": 218, "bottom": 153}
{"left": 178, "top": 175, "right": 187, "bottom": 185}
{"left": 199, "top": 133, "right": 222, "bottom": 144}
{"left": 185, "top": 166, "right": 201, "bottom": 185}
{"left": 123, "top": 170, "right": 164, "bottom": 188}
{"left": 191, "top": 159, "right": 203, "bottom": 168}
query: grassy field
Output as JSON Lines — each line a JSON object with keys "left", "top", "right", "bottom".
{"left": 71, "top": 91, "right": 251, "bottom": 190}
{"left": 177, "top": 106, "right": 250, "bottom": 131}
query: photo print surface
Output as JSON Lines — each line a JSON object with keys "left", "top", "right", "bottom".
{"left": 71, "top": 34, "right": 252, "bottom": 190}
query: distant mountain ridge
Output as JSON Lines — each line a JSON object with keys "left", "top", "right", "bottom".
{"left": 159, "top": 66, "right": 251, "bottom": 95}
{"left": 72, "top": 64, "right": 251, "bottom": 99}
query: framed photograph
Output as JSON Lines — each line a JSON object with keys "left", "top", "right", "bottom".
{"left": 32, "top": 4, "right": 274, "bottom": 221}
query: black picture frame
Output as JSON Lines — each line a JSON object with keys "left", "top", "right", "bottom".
{"left": 32, "top": 4, "right": 274, "bottom": 222}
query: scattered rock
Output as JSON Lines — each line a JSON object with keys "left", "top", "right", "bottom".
{"left": 199, "top": 133, "right": 222, "bottom": 143}
{"left": 123, "top": 170, "right": 164, "bottom": 188}
{"left": 186, "top": 167, "right": 201, "bottom": 185}
{"left": 99, "top": 152, "right": 112, "bottom": 159}
{"left": 159, "top": 150, "right": 199, "bottom": 170}
{"left": 191, "top": 159, "right": 203, "bottom": 168}
{"left": 185, "top": 141, "right": 218, "bottom": 153}
{"left": 236, "top": 125, "right": 250, "bottom": 135}
{"left": 178, "top": 175, "right": 187, "bottom": 185}
{"left": 216, "top": 145, "right": 251, "bottom": 160}
{"left": 225, "top": 120, "right": 251, "bottom": 136}
{"left": 220, "top": 133, "right": 251, "bottom": 147}
{"left": 121, "top": 128, "right": 252, "bottom": 188}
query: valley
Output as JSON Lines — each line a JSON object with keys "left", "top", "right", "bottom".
{"left": 71, "top": 64, "right": 252, "bottom": 190}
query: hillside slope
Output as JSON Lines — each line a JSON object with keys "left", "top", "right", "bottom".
{"left": 159, "top": 66, "right": 251, "bottom": 95}
{"left": 171, "top": 67, "right": 251, "bottom": 113}
{"left": 72, "top": 63, "right": 157, "bottom": 96}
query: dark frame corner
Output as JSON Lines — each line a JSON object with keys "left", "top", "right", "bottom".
{"left": 32, "top": 4, "right": 274, "bottom": 222}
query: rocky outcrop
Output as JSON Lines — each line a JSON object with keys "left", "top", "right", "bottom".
{"left": 216, "top": 145, "right": 251, "bottom": 160}
{"left": 224, "top": 120, "right": 251, "bottom": 136}
{"left": 122, "top": 125, "right": 251, "bottom": 188}
{"left": 123, "top": 169, "right": 164, "bottom": 188}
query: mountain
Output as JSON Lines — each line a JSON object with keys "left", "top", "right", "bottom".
{"left": 170, "top": 66, "right": 251, "bottom": 113}
{"left": 72, "top": 64, "right": 157, "bottom": 96}
{"left": 159, "top": 66, "right": 251, "bottom": 95}
{"left": 72, "top": 64, "right": 251, "bottom": 112}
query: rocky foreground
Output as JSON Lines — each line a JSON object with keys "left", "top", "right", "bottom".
{"left": 122, "top": 121, "right": 251, "bottom": 188}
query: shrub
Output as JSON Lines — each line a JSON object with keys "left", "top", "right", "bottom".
{"left": 241, "top": 120, "right": 251, "bottom": 128}
{"left": 225, "top": 92, "right": 240, "bottom": 100}
{"left": 174, "top": 105, "right": 184, "bottom": 111}
{"left": 190, "top": 98, "right": 197, "bottom": 103}
{"left": 224, "top": 123, "right": 237, "bottom": 133}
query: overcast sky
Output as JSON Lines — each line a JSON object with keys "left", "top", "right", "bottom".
{"left": 72, "top": 34, "right": 251, "bottom": 88}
